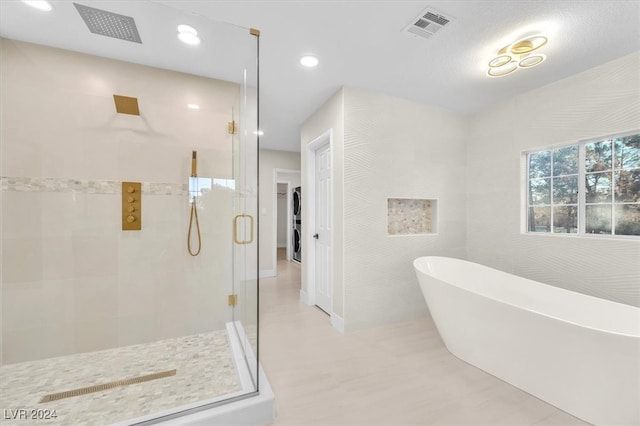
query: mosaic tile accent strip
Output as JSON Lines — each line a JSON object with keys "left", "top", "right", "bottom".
{"left": 387, "top": 198, "right": 434, "bottom": 235}
{"left": 0, "top": 330, "right": 241, "bottom": 426}
{"left": 147, "top": 182, "right": 188, "bottom": 196}
{"left": 1, "top": 177, "right": 188, "bottom": 196}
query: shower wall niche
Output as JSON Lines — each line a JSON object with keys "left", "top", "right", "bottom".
{"left": 387, "top": 198, "right": 438, "bottom": 235}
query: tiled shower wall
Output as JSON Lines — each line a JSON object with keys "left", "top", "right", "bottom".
{"left": 0, "top": 39, "right": 239, "bottom": 364}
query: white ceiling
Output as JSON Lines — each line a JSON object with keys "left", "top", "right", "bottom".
{"left": 1, "top": 0, "right": 639, "bottom": 152}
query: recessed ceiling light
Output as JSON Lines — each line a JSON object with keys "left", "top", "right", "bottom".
{"left": 300, "top": 55, "right": 319, "bottom": 68}
{"left": 253, "top": 130, "right": 264, "bottom": 136}
{"left": 177, "top": 25, "right": 200, "bottom": 46}
{"left": 187, "top": 103, "right": 200, "bottom": 110}
{"left": 21, "top": 0, "right": 54, "bottom": 11}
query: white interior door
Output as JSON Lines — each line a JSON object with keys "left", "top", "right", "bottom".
{"left": 314, "top": 143, "right": 332, "bottom": 313}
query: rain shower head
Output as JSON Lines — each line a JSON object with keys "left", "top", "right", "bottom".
{"left": 74, "top": 3, "right": 142, "bottom": 44}
{"left": 113, "top": 95, "right": 140, "bottom": 115}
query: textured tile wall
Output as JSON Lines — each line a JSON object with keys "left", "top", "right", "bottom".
{"left": 467, "top": 52, "right": 640, "bottom": 307}
{"left": 343, "top": 88, "right": 467, "bottom": 331}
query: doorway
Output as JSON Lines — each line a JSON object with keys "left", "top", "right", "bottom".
{"left": 276, "top": 182, "right": 290, "bottom": 259}
{"left": 313, "top": 142, "right": 332, "bottom": 313}
{"left": 273, "top": 169, "right": 300, "bottom": 277}
{"left": 304, "top": 130, "right": 333, "bottom": 315}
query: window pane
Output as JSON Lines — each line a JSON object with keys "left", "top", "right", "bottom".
{"left": 586, "top": 205, "right": 612, "bottom": 234}
{"left": 553, "top": 145, "right": 578, "bottom": 176}
{"left": 615, "top": 204, "right": 640, "bottom": 236}
{"left": 553, "top": 206, "right": 578, "bottom": 233}
{"left": 614, "top": 135, "right": 640, "bottom": 169}
{"left": 529, "top": 178, "right": 550, "bottom": 204}
{"left": 553, "top": 176, "right": 578, "bottom": 204}
{"left": 529, "top": 151, "right": 551, "bottom": 178}
{"left": 528, "top": 206, "right": 550, "bottom": 232}
{"left": 615, "top": 169, "right": 640, "bottom": 202}
{"left": 585, "top": 140, "right": 612, "bottom": 172}
{"left": 585, "top": 172, "right": 612, "bottom": 203}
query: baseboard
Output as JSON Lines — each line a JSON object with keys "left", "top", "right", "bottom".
{"left": 330, "top": 314, "right": 345, "bottom": 334}
{"left": 259, "top": 269, "right": 275, "bottom": 279}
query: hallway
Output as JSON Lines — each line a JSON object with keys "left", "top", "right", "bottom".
{"left": 258, "top": 255, "right": 585, "bottom": 425}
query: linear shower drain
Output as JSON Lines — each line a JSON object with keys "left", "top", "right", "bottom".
{"left": 40, "top": 369, "right": 176, "bottom": 403}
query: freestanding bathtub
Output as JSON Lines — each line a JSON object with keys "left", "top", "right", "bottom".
{"left": 413, "top": 256, "right": 640, "bottom": 426}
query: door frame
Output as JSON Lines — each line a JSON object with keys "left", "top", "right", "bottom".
{"left": 273, "top": 168, "right": 300, "bottom": 277}
{"left": 303, "top": 129, "right": 333, "bottom": 309}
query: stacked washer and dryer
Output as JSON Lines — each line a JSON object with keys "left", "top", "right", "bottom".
{"left": 292, "top": 186, "right": 301, "bottom": 263}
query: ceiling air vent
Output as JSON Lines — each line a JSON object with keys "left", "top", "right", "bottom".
{"left": 74, "top": 3, "right": 142, "bottom": 44}
{"left": 402, "top": 7, "right": 454, "bottom": 39}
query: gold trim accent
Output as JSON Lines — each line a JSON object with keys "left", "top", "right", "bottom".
{"left": 249, "top": 28, "right": 260, "bottom": 37}
{"left": 233, "top": 214, "right": 254, "bottom": 244}
{"left": 488, "top": 55, "right": 512, "bottom": 68}
{"left": 228, "top": 294, "right": 238, "bottom": 307}
{"left": 122, "top": 182, "right": 141, "bottom": 230}
{"left": 510, "top": 36, "right": 547, "bottom": 55}
{"left": 487, "top": 63, "right": 518, "bottom": 77}
{"left": 113, "top": 95, "right": 140, "bottom": 115}
{"left": 519, "top": 54, "right": 545, "bottom": 68}
{"left": 40, "top": 370, "right": 176, "bottom": 403}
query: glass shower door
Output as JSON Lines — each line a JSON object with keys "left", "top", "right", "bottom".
{"left": 231, "top": 30, "right": 260, "bottom": 391}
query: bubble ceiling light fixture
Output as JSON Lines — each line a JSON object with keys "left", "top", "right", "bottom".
{"left": 487, "top": 34, "right": 548, "bottom": 78}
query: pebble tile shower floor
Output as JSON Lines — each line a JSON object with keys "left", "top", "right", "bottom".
{"left": 0, "top": 330, "right": 240, "bottom": 425}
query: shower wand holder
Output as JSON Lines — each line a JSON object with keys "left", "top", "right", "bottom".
{"left": 122, "top": 182, "right": 142, "bottom": 230}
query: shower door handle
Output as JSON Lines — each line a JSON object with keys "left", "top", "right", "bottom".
{"left": 233, "top": 214, "right": 254, "bottom": 245}
{"left": 313, "top": 233, "right": 319, "bottom": 239}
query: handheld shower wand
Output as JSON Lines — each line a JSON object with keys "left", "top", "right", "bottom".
{"left": 188, "top": 150, "right": 202, "bottom": 256}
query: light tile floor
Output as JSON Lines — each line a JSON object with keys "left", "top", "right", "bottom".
{"left": 0, "top": 330, "right": 240, "bottom": 425}
{"left": 260, "top": 250, "right": 588, "bottom": 425}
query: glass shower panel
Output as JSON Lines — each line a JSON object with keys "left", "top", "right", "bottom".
{"left": 0, "top": 1, "right": 259, "bottom": 424}
{"left": 231, "top": 33, "right": 260, "bottom": 388}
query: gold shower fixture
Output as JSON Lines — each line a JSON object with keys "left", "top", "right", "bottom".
{"left": 227, "top": 120, "right": 237, "bottom": 134}
{"left": 187, "top": 150, "right": 202, "bottom": 256}
{"left": 486, "top": 34, "right": 548, "bottom": 78}
{"left": 113, "top": 94, "right": 140, "bottom": 115}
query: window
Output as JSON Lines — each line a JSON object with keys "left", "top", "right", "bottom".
{"left": 526, "top": 133, "right": 640, "bottom": 237}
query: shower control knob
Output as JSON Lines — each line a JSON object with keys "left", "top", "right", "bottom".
{"left": 127, "top": 186, "right": 136, "bottom": 193}
{"left": 127, "top": 196, "right": 135, "bottom": 203}
{"left": 127, "top": 206, "right": 136, "bottom": 213}
{"left": 126, "top": 215, "right": 136, "bottom": 223}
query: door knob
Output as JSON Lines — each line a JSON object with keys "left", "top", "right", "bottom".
{"left": 313, "top": 233, "right": 319, "bottom": 239}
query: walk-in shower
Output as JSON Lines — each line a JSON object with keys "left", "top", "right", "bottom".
{"left": 0, "top": 1, "right": 260, "bottom": 424}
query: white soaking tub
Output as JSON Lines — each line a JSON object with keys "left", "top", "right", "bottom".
{"left": 413, "top": 256, "right": 640, "bottom": 426}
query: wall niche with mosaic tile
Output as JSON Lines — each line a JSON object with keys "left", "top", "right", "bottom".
{"left": 387, "top": 198, "right": 437, "bottom": 235}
